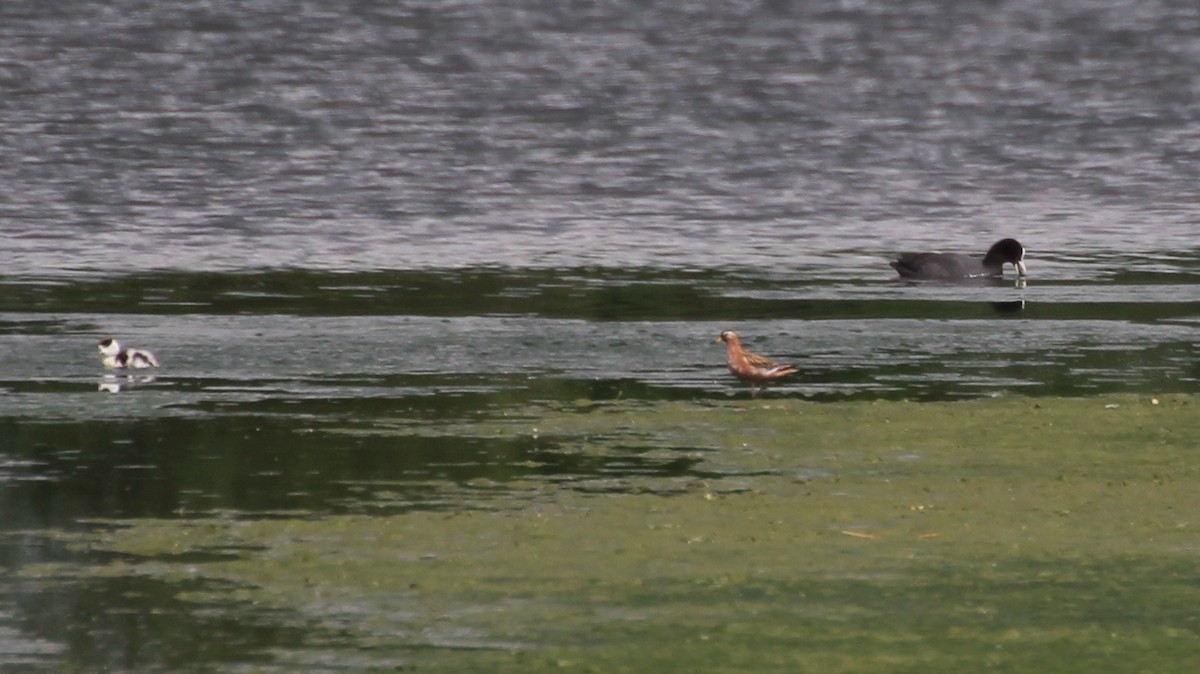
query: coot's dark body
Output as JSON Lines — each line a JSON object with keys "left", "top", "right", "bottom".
{"left": 891, "top": 238, "right": 1026, "bottom": 280}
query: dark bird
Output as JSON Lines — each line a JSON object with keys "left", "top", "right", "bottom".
{"left": 891, "top": 238, "right": 1027, "bottom": 281}
{"left": 715, "top": 330, "right": 797, "bottom": 390}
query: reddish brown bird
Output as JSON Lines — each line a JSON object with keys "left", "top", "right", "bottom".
{"left": 715, "top": 330, "right": 798, "bottom": 389}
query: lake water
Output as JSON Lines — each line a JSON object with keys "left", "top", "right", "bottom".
{"left": 1, "top": 0, "right": 1198, "bottom": 671}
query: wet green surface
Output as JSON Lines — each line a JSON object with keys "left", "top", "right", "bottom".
{"left": 1, "top": 261, "right": 1196, "bottom": 671}
{"left": 15, "top": 393, "right": 1199, "bottom": 672}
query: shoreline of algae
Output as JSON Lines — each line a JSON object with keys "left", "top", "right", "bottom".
{"left": 30, "top": 393, "right": 1200, "bottom": 672}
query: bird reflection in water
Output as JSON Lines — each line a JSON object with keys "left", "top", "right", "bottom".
{"left": 98, "top": 373, "right": 156, "bottom": 393}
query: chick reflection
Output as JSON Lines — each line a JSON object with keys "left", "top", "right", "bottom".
{"left": 99, "top": 373, "right": 156, "bottom": 393}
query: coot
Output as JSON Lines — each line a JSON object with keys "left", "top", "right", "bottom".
{"left": 891, "top": 238, "right": 1027, "bottom": 280}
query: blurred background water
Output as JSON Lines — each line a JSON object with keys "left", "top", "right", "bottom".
{"left": 1, "top": 0, "right": 1198, "bottom": 670}
{"left": 1, "top": 0, "right": 1199, "bottom": 275}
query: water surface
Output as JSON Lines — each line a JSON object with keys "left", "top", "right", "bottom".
{"left": 1, "top": 0, "right": 1199, "bottom": 671}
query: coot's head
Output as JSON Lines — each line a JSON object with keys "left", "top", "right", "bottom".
{"left": 985, "top": 238, "right": 1026, "bottom": 276}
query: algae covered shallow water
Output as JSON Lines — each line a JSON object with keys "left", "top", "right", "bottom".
{"left": 5, "top": 394, "right": 1200, "bottom": 672}
{"left": 1, "top": 265, "right": 1198, "bottom": 673}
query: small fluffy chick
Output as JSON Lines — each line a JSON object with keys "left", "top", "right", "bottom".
{"left": 98, "top": 338, "right": 160, "bottom": 369}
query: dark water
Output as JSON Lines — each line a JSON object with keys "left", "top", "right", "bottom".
{"left": 1, "top": 0, "right": 1199, "bottom": 670}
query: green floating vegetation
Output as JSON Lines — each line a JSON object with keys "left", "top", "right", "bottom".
{"left": 31, "top": 394, "right": 1200, "bottom": 672}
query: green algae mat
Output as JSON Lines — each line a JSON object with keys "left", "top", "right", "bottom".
{"left": 23, "top": 394, "right": 1200, "bottom": 672}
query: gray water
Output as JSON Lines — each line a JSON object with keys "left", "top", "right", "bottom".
{"left": 1, "top": 0, "right": 1199, "bottom": 671}
{"left": 1, "top": 0, "right": 1198, "bottom": 275}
